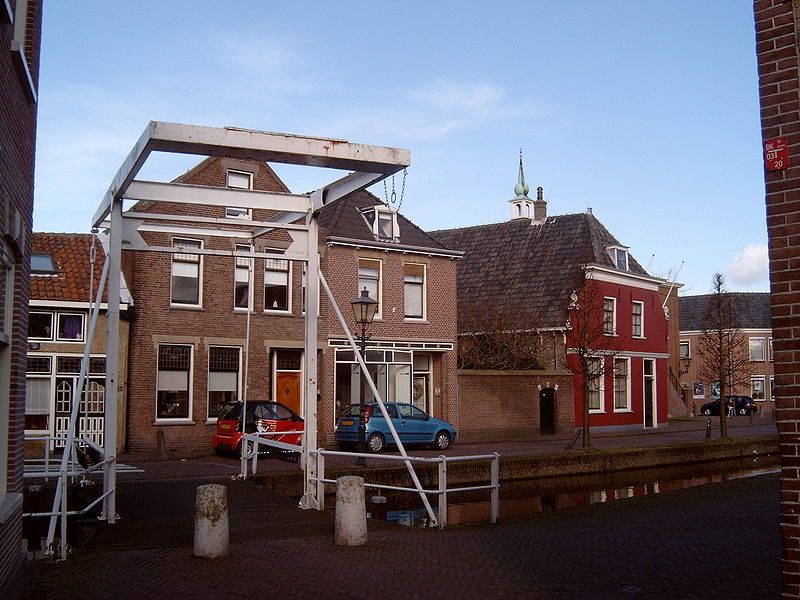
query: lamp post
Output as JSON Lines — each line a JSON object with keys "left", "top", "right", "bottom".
{"left": 351, "top": 287, "right": 379, "bottom": 466}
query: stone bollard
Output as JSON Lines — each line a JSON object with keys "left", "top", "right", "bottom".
{"left": 193, "top": 484, "right": 229, "bottom": 558}
{"left": 335, "top": 476, "right": 367, "bottom": 546}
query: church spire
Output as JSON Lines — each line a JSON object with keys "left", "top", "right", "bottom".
{"left": 514, "top": 149, "right": 530, "bottom": 199}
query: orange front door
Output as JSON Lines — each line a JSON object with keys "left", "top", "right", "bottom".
{"left": 276, "top": 372, "right": 302, "bottom": 415}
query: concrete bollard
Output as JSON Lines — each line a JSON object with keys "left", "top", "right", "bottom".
{"left": 193, "top": 484, "right": 229, "bottom": 558}
{"left": 335, "top": 476, "right": 367, "bottom": 546}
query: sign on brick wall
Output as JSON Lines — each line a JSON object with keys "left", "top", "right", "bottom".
{"left": 765, "top": 137, "right": 789, "bottom": 171}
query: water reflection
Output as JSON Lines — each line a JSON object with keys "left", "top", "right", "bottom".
{"left": 367, "top": 454, "right": 780, "bottom": 527}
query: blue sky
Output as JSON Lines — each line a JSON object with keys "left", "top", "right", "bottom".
{"left": 35, "top": 1, "right": 764, "bottom": 296}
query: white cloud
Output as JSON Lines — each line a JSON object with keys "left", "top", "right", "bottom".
{"left": 727, "top": 243, "right": 769, "bottom": 286}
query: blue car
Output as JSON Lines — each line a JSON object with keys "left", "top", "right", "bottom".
{"left": 335, "top": 402, "right": 457, "bottom": 453}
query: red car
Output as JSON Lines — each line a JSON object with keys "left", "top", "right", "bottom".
{"left": 213, "top": 400, "right": 304, "bottom": 455}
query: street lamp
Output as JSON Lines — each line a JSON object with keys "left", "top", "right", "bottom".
{"left": 351, "top": 287, "right": 378, "bottom": 466}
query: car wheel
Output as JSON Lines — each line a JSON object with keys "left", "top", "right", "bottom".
{"left": 738, "top": 407, "right": 747, "bottom": 416}
{"left": 367, "top": 433, "right": 385, "bottom": 453}
{"left": 701, "top": 408, "right": 711, "bottom": 416}
{"left": 434, "top": 431, "right": 451, "bottom": 451}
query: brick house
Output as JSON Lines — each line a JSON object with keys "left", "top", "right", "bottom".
{"left": 25, "top": 233, "right": 132, "bottom": 452}
{"left": 432, "top": 163, "right": 673, "bottom": 434}
{"left": 123, "top": 157, "right": 460, "bottom": 453}
{"left": 1, "top": 0, "right": 42, "bottom": 596}
{"left": 678, "top": 292, "right": 774, "bottom": 416}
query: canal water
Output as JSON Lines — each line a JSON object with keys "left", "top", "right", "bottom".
{"left": 365, "top": 453, "right": 780, "bottom": 528}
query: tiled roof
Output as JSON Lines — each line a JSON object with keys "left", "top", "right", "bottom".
{"left": 318, "top": 190, "right": 448, "bottom": 250}
{"left": 679, "top": 292, "right": 772, "bottom": 331}
{"left": 31, "top": 233, "right": 108, "bottom": 303}
{"left": 430, "top": 212, "right": 650, "bottom": 330}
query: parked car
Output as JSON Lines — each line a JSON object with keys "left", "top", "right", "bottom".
{"left": 700, "top": 395, "right": 757, "bottom": 416}
{"left": 334, "top": 402, "right": 457, "bottom": 453}
{"left": 213, "top": 400, "right": 304, "bottom": 455}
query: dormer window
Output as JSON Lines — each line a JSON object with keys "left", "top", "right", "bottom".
{"left": 361, "top": 207, "right": 399, "bottom": 241}
{"left": 607, "top": 246, "right": 629, "bottom": 271}
{"left": 226, "top": 169, "right": 253, "bottom": 220}
{"left": 31, "top": 253, "right": 56, "bottom": 275}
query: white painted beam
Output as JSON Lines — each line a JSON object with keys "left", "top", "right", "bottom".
{"left": 311, "top": 171, "right": 387, "bottom": 212}
{"left": 124, "top": 180, "right": 311, "bottom": 214}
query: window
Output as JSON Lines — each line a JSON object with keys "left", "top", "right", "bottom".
{"left": 25, "top": 355, "right": 52, "bottom": 431}
{"left": 264, "top": 250, "right": 290, "bottom": 312}
{"left": 57, "top": 313, "right": 84, "bottom": 342}
{"left": 603, "top": 297, "right": 616, "bottom": 335}
{"left": 29, "top": 311, "right": 53, "bottom": 340}
{"left": 30, "top": 253, "right": 56, "bottom": 274}
{"left": 404, "top": 263, "right": 426, "bottom": 319}
{"left": 632, "top": 301, "right": 644, "bottom": 338}
{"left": 769, "top": 338, "right": 773, "bottom": 362}
{"left": 607, "top": 247, "right": 628, "bottom": 271}
{"left": 171, "top": 238, "right": 202, "bottom": 306}
{"left": 358, "top": 259, "right": 381, "bottom": 317}
{"left": 771, "top": 376, "right": 776, "bottom": 401}
{"left": 208, "top": 346, "right": 240, "bottom": 419}
{"left": 225, "top": 170, "right": 253, "bottom": 219}
{"left": 587, "top": 357, "right": 604, "bottom": 412}
{"left": 613, "top": 358, "right": 630, "bottom": 411}
{"left": 749, "top": 337, "right": 765, "bottom": 362}
{"left": 679, "top": 341, "right": 690, "bottom": 359}
{"left": 0, "top": 242, "right": 13, "bottom": 507}
{"left": 157, "top": 345, "right": 192, "bottom": 420}
{"left": 234, "top": 244, "right": 252, "bottom": 310}
{"left": 361, "top": 207, "right": 399, "bottom": 241}
{"left": 751, "top": 376, "right": 766, "bottom": 401}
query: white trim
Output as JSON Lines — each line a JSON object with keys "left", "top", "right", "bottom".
{"left": 207, "top": 345, "right": 242, "bottom": 420}
{"left": 155, "top": 343, "right": 194, "bottom": 421}
{"left": 643, "top": 358, "right": 657, "bottom": 428}
{"left": 233, "top": 243, "right": 254, "bottom": 312}
{"left": 587, "top": 357, "right": 604, "bottom": 413}
{"left": 263, "top": 249, "right": 292, "bottom": 314}
{"left": 327, "top": 236, "right": 463, "bottom": 259}
{"left": 680, "top": 328, "right": 772, "bottom": 336}
{"left": 603, "top": 296, "right": 617, "bottom": 336}
{"left": 751, "top": 375, "right": 766, "bottom": 401}
{"left": 613, "top": 356, "right": 632, "bottom": 412}
{"left": 30, "top": 299, "right": 130, "bottom": 311}
{"left": 748, "top": 337, "right": 766, "bottom": 362}
{"left": 403, "top": 261, "right": 426, "bottom": 321}
{"left": 566, "top": 348, "right": 669, "bottom": 359}
{"left": 679, "top": 340, "right": 690, "bottom": 359}
{"left": 170, "top": 237, "right": 203, "bottom": 308}
{"left": 358, "top": 257, "right": 383, "bottom": 319}
{"left": 56, "top": 312, "right": 85, "bottom": 343}
{"left": 588, "top": 265, "right": 665, "bottom": 290}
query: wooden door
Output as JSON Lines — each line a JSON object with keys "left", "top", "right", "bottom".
{"left": 276, "top": 371, "right": 302, "bottom": 414}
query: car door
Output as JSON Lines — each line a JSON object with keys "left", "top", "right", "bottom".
{"left": 396, "top": 403, "right": 430, "bottom": 443}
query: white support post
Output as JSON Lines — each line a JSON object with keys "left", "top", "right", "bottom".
{"left": 300, "top": 202, "right": 320, "bottom": 510}
{"left": 438, "top": 456, "right": 448, "bottom": 530}
{"left": 315, "top": 450, "right": 325, "bottom": 511}
{"left": 103, "top": 197, "right": 122, "bottom": 524}
{"left": 491, "top": 452, "right": 500, "bottom": 524}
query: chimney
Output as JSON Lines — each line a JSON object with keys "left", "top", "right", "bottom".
{"left": 533, "top": 186, "right": 547, "bottom": 222}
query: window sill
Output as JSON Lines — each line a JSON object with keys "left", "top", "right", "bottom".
{"left": 404, "top": 318, "right": 428, "bottom": 324}
{"left": 154, "top": 418, "right": 194, "bottom": 426}
{"left": 263, "top": 309, "right": 292, "bottom": 316}
{"left": 632, "top": 336, "right": 645, "bottom": 340}
{"left": 613, "top": 408, "right": 633, "bottom": 413}
{"left": 589, "top": 410, "right": 605, "bottom": 414}
{"left": 205, "top": 419, "right": 218, "bottom": 426}
{"left": 170, "top": 304, "right": 205, "bottom": 311}
{"left": 55, "top": 339, "right": 85, "bottom": 344}
{"left": 603, "top": 333, "right": 618, "bottom": 337}
{"left": 0, "top": 492, "right": 22, "bottom": 525}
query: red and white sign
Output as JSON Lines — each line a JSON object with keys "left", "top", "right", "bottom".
{"left": 765, "top": 137, "right": 789, "bottom": 171}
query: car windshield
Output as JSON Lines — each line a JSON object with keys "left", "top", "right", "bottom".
{"left": 218, "top": 403, "right": 241, "bottom": 421}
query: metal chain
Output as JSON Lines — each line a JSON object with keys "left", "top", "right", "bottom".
{"left": 384, "top": 168, "right": 408, "bottom": 208}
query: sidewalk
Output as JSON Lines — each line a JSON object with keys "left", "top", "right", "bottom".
{"left": 23, "top": 417, "right": 781, "bottom": 599}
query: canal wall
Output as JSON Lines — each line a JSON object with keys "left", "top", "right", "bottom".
{"left": 251, "top": 435, "right": 779, "bottom": 496}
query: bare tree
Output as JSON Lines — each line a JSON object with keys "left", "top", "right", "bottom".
{"left": 563, "top": 263, "right": 619, "bottom": 449}
{"left": 458, "top": 302, "right": 542, "bottom": 370}
{"left": 696, "top": 273, "right": 751, "bottom": 439}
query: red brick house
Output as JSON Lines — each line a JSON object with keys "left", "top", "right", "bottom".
{"left": 1, "top": 1, "right": 42, "bottom": 596}
{"left": 26, "top": 233, "right": 132, "bottom": 452}
{"left": 678, "top": 292, "right": 774, "bottom": 416}
{"left": 123, "top": 157, "right": 460, "bottom": 453}
{"left": 432, "top": 165, "right": 671, "bottom": 434}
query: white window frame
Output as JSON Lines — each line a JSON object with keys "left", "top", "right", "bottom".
{"left": 233, "top": 243, "right": 253, "bottom": 312}
{"left": 679, "top": 340, "right": 690, "bottom": 359}
{"left": 607, "top": 246, "right": 629, "bottom": 271}
{"left": 207, "top": 345, "right": 242, "bottom": 422}
{"left": 751, "top": 376, "right": 766, "bottom": 402}
{"left": 769, "top": 338, "right": 773, "bottom": 362}
{"left": 25, "top": 356, "right": 53, "bottom": 435}
{"left": 56, "top": 312, "right": 85, "bottom": 342}
{"left": 170, "top": 237, "right": 203, "bottom": 308}
{"left": 264, "top": 249, "right": 292, "bottom": 314}
{"left": 403, "top": 262, "right": 426, "bottom": 321}
{"left": 749, "top": 337, "right": 766, "bottom": 362}
{"left": 225, "top": 169, "right": 253, "bottom": 220}
{"left": 587, "top": 357, "right": 605, "bottom": 413}
{"left": 155, "top": 344, "right": 194, "bottom": 423}
{"left": 771, "top": 375, "right": 775, "bottom": 401}
{"left": 357, "top": 258, "right": 383, "bottom": 319}
{"left": 603, "top": 297, "right": 617, "bottom": 336}
{"left": 613, "top": 357, "right": 631, "bottom": 412}
{"left": 10, "top": 0, "right": 37, "bottom": 103}
{"left": 362, "top": 207, "right": 400, "bottom": 241}
{"left": 29, "top": 310, "right": 54, "bottom": 340}
{"left": 632, "top": 300, "right": 644, "bottom": 338}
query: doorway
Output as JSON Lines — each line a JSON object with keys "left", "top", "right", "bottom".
{"left": 643, "top": 359, "right": 655, "bottom": 428}
{"left": 274, "top": 350, "right": 303, "bottom": 415}
{"left": 539, "top": 388, "right": 556, "bottom": 435}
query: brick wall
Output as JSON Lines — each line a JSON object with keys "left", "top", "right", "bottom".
{"left": 754, "top": 1, "right": 800, "bottom": 596}
{"left": 458, "top": 370, "right": 574, "bottom": 440}
{"left": 0, "top": 2, "right": 42, "bottom": 597}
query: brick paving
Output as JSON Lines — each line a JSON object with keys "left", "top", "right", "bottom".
{"left": 23, "top": 418, "right": 781, "bottom": 599}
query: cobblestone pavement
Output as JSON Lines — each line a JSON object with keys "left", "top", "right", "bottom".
{"left": 23, "top": 417, "right": 781, "bottom": 599}
{"left": 25, "top": 474, "right": 779, "bottom": 599}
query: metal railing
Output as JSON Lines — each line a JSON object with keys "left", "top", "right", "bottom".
{"left": 309, "top": 449, "right": 500, "bottom": 529}
{"left": 239, "top": 431, "right": 304, "bottom": 479}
